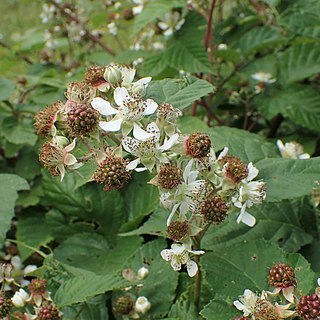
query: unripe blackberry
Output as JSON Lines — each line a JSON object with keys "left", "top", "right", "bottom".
{"left": 84, "top": 66, "right": 106, "bottom": 87}
{"left": 28, "top": 279, "right": 47, "bottom": 297}
{"left": 253, "top": 299, "right": 280, "bottom": 320}
{"left": 65, "top": 81, "right": 96, "bottom": 104}
{"left": 185, "top": 132, "right": 211, "bottom": 158}
{"left": 37, "top": 304, "right": 61, "bottom": 320}
{"left": 268, "top": 263, "right": 296, "bottom": 289}
{"left": 0, "top": 293, "right": 13, "bottom": 318}
{"left": 94, "top": 155, "right": 131, "bottom": 191}
{"left": 167, "top": 220, "right": 189, "bottom": 241}
{"left": 34, "top": 101, "right": 64, "bottom": 137}
{"left": 199, "top": 196, "right": 228, "bottom": 223}
{"left": 67, "top": 103, "right": 99, "bottom": 137}
{"left": 112, "top": 295, "right": 134, "bottom": 315}
{"left": 220, "top": 155, "right": 248, "bottom": 184}
{"left": 296, "top": 294, "right": 320, "bottom": 320}
{"left": 157, "top": 165, "right": 183, "bottom": 189}
{"left": 123, "top": 8, "right": 134, "bottom": 20}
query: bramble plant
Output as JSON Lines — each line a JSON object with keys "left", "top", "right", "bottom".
{"left": 2, "top": 0, "right": 320, "bottom": 319}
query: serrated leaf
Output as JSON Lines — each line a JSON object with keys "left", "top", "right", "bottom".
{"left": 210, "top": 126, "right": 279, "bottom": 163}
{"left": 255, "top": 85, "right": 320, "bottom": 131}
{"left": 132, "top": 0, "right": 186, "bottom": 35}
{"left": 54, "top": 273, "right": 126, "bottom": 306}
{"left": 256, "top": 157, "right": 320, "bottom": 202}
{"left": 0, "top": 77, "right": 15, "bottom": 101}
{"left": 238, "top": 26, "right": 286, "bottom": 54}
{"left": 120, "top": 172, "right": 159, "bottom": 232}
{"left": 202, "top": 198, "right": 315, "bottom": 253}
{"left": 0, "top": 174, "right": 29, "bottom": 243}
{"left": 146, "top": 76, "right": 214, "bottom": 110}
{"left": 279, "top": 43, "right": 320, "bottom": 84}
{"left": 17, "top": 214, "right": 53, "bottom": 261}
{"left": 2, "top": 117, "right": 37, "bottom": 146}
{"left": 202, "top": 240, "right": 314, "bottom": 300}
{"left": 200, "top": 298, "right": 237, "bottom": 320}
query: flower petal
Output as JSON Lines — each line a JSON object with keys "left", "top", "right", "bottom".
{"left": 133, "top": 123, "right": 152, "bottom": 140}
{"left": 64, "top": 153, "right": 77, "bottom": 166}
{"left": 159, "top": 133, "right": 179, "bottom": 151}
{"left": 91, "top": 97, "right": 118, "bottom": 116}
{"left": 64, "top": 138, "right": 77, "bottom": 153}
{"left": 122, "top": 137, "right": 139, "bottom": 154}
{"left": 171, "top": 243, "right": 185, "bottom": 255}
{"left": 126, "top": 158, "right": 140, "bottom": 170}
{"left": 282, "top": 286, "right": 295, "bottom": 303}
{"left": 160, "top": 249, "right": 172, "bottom": 261}
{"left": 144, "top": 99, "right": 158, "bottom": 115}
{"left": 247, "top": 163, "right": 259, "bottom": 181}
{"left": 114, "top": 87, "right": 129, "bottom": 106}
{"left": 170, "top": 257, "right": 182, "bottom": 271}
{"left": 237, "top": 209, "right": 256, "bottom": 227}
{"left": 233, "top": 300, "right": 245, "bottom": 311}
{"left": 186, "top": 260, "right": 198, "bottom": 277}
{"left": 99, "top": 119, "right": 123, "bottom": 132}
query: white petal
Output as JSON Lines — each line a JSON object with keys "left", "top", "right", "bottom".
{"left": 126, "top": 158, "right": 140, "bottom": 170}
{"left": 247, "top": 163, "right": 259, "bottom": 181}
{"left": 171, "top": 243, "right": 185, "bottom": 255}
{"left": 276, "top": 139, "right": 284, "bottom": 151}
{"left": 218, "top": 147, "right": 229, "bottom": 160}
{"left": 122, "top": 67, "right": 136, "bottom": 84}
{"left": 183, "top": 159, "right": 194, "bottom": 181}
{"left": 233, "top": 300, "right": 245, "bottom": 311}
{"left": 135, "top": 166, "right": 148, "bottom": 172}
{"left": 122, "top": 137, "right": 139, "bottom": 154}
{"left": 170, "top": 257, "right": 182, "bottom": 271}
{"left": 114, "top": 87, "right": 129, "bottom": 106}
{"left": 186, "top": 260, "right": 198, "bottom": 277}
{"left": 299, "top": 153, "right": 310, "bottom": 159}
{"left": 237, "top": 210, "right": 256, "bottom": 227}
{"left": 282, "top": 286, "right": 295, "bottom": 303}
{"left": 188, "top": 250, "right": 205, "bottom": 256}
{"left": 64, "top": 138, "right": 77, "bottom": 153}
{"left": 144, "top": 99, "right": 158, "bottom": 115}
{"left": 159, "top": 133, "right": 179, "bottom": 151}
{"left": 91, "top": 97, "right": 118, "bottom": 116}
{"left": 64, "top": 153, "right": 77, "bottom": 166}
{"left": 99, "top": 119, "right": 123, "bottom": 132}
{"left": 135, "top": 77, "right": 152, "bottom": 86}
{"left": 160, "top": 249, "right": 172, "bottom": 261}
{"left": 133, "top": 123, "right": 152, "bottom": 140}
{"left": 166, "top": 203, "right": 180, "bottom": 226}
{"left": 146, "top": 122, "right": 160, "bottom": 136}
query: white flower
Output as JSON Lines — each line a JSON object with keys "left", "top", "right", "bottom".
{"left": 12, "top": 289, "right": 30, "bottom": 307}
{"left": 137, "top": 267, "right": 149, "bottom": 279}
{"left": 11, "top": 256, "right": 37, "bottom": 287}
{"left": 277, "top": 140, "right": 310, "bottom": 159}
{"left": 233, "top": 289, "right": 258, "bottom": 316}
{"left": 135, "top": 296, "right": 151, "bottom": 314}
{"left": 160, "top": 243, "right": 204, "bottom": 277}
{"left": 122, "top": 122, "right": 179, "bottom": 171}
{"left": 164, "top": 159, "right": 207, "bottom": 226}
{"left": 91, "top": 87, "right": 157, "bottom": 138}
{"left": 251, "top": 72, "right": 276, "bottom": 83}
{"left": 218, "top": 43, "right": 228, "bottom": 50}
{"left": 232, "top": 163, "right": 266, "bottom": 227}
{"left": 107, "top": 22, "right": 117, "bottom": 36}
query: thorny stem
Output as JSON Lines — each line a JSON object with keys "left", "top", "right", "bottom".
{"left": 199, "top": 98, "right": 224, "bottom": 126}
{"left": 192, "top": 223, "right": 211, "bottom": 310}
{"left": 204, "top": 0, "right": 216, "bottom": 65}
{"left": 49, "top": 0, "right": 116, "bottom": 56}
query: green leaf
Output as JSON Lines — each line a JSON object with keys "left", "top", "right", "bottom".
{"left": 146, "top": 76, "right": 214, "bottom": 110}
{"left": 132, "top": 0, "right": 186, "bottom": 35}
{"left": 0, "top": 77, "right": 15, "bottom": 101}
{"left": 17, "top": 213, "right": 53, "bottom": 261}
{"left": 238, "top": 26, "right": 286, "bottom": 54}
{"left": 120, "top": 172, "right": 159, "bottom": 231}
{"left": 54, "top": 273, "right": 126, "bottom": 307}
{"left": 278, "top": 43, "right": 320, "bottom": 84}
{"left": 200, "top": 298, "right": 237, "bottom": 320}
{"left": 0, "top": 174, "right": 29, "bottom": 243}
{"left": 202, "top": 240, "right": 314, "bottom": 300}
{"left": 15, "top": 148, "right": 41, "bottom": 180}
{"left": 1, "top": 117, "right": 37, "bottom": 146}
{"left": 127, "top": 239, "right": 179, "bottom": 319}
{"left": 255, "top": 85, "right": 320, "bottom": 131}
{"left": 257, "top": 157, "right": 320, "bottom": 202}
{"left": 202, "top": 198, "right": 315, "bottom": 253}
{"left": 42, "top": 172, "right": 125, "bottom": 243}
{"left": 210, "top": 126, "right": 279, "bottom": 163}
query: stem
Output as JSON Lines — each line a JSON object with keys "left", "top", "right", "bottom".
{"left": 49, "top": 0, "right": 115, "bottom": 56}
{"left": 192, "top": 224, "right": 211, "bottom": 310}
{"left": 267, "top": 113, "right": 284, "bottom": 138}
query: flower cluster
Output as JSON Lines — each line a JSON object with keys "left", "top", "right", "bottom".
{"left": 233, "top": 263, "right": 320, "bottom": 320}
{"left": 0, "top": 261, "right": 61, "bottom": 319}
{"left": 34, "top": 63, "right": 266, "bottom": 280}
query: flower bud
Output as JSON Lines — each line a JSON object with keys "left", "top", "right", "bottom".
{"left": 104, "top": 65, "right": 122, "bottom": 84}
{"left": 137, "top": 267, "right": 149, "bottom": 279}
{"left": 12, "top": 289, "right": 29, "bottom": 307}
{"left": 135, "top": 296, "right": 151, "bottom": 314}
